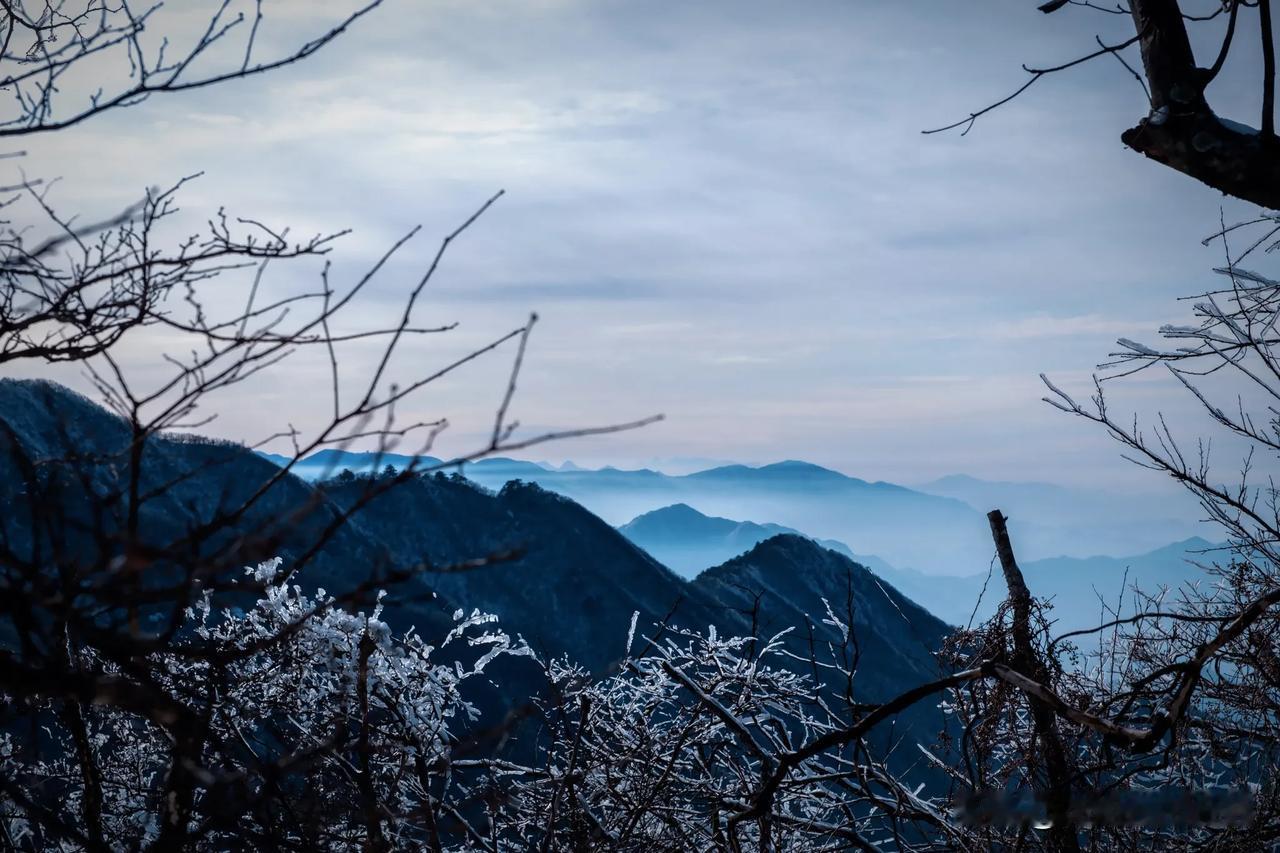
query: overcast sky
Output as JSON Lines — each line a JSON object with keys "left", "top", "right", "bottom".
{"left": 17, "top": 0, "right": 1271, "bottom": 491}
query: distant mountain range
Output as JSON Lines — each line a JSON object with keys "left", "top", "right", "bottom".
{"left": 261, "top": 449, "right": 1204, "bottom": 575}
{"left": 913, "top": 473, "right": 1204, "bottom": 574}
{"left": 263, "top": 451, "right": 993, "bottom": 574}
{"left": 895, "top": 536, "right": 1222, "bottom": 634}
{"left": 616, "top": 502, "right": 1220, "bottom": 642}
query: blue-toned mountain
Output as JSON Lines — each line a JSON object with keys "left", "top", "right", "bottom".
{"left": 267, "top": 451, "right": 995, "bottom": 574}
{"left": 619, "top": 502, "right": 856, "bottom": 577}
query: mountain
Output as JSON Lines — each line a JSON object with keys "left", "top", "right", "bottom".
{"left": 258, "top": 448, "right": 578, "bottom": 483}
{"left": 1, "top": 380, "right": 961, "bottom": 781}
{"left": 0, "top": 379, "right": 458, "bottom": 641}
{"left": 619, "top": 503, "right": 855, "bottom": 578}
{"left": 691, "top": 534, "right": 950, "bottom": 687}
{"left": 0, "top": 381, "right": 721, "bottom": 675}
{"left": 1, "top": 380, "right": 951, "bottom": 680}
{"left": 878, "top": 537, "right": 1220, "bottom": 638}
{"left": 313, "top": 477, "right": 954, "bottom": 776}
{"left": 617, "top": 504, "right": 935, "bottom": 616}
{"left": 660, "top": 463, "right": 986, "bottom": 576}
{"left": 268, "top": 454, "right": 1209, "bottom": 575}
{"left": 689, "top": 535, "right": 952, "bottom": 754}
{"left": 617, "top": 500, "right": 1220, "bottom": 647}
{"left": 914, "top": 473, "right": 1204, "bottom": 566}
{"left": 313, "top": 477, "right": 949, "bottom": 707}
{"left": 316, "top": 475, "right": 734, "bottom": 673}
{"left": 243, "top": 439, "right": 1218, "bottom": 648}
{"left": 265, "top": 452, "right": 995, "bottom": 574}
{"left": 1015, "top": 536, "right": 1219, "bottom": 633}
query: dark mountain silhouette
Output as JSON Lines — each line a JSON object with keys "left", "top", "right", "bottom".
{"left": 311, "top": 478, "right": 951, "bottom": 729}
{"left": 689, "top": 534, "right": 952, "bottom": 759}
{"left": 0, "top": 380, "right": 461, "bottom": 644}
{"left": 315, "top": 474, "right": 734, "bottom": 673}
{"left": 3, "top": 381, "right": 950, "bottom": 686}
{"left": 0, "top": 380, "right": 962, "bottom": 783}
{"left": 691, "top": 534, "right": 950, "bottom": 690}
{"left": 313, "top": 475, "right": 954, "bottom": 778}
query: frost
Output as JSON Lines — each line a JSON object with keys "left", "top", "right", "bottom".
{"left": 1117, "top": 337, "right": 1159, "bottom": 356}
{"left": 625, "top": 610, "right": 640, "bottom": 658}
{"left": 1216, "top": 115, "right": 1259, "bottom": 136}
{"left": 247, "top": 556, "right": 283, "bottom": 582}
{"left": 1, "top": 557, "right": 525, "bottom": 850}
{"left": 1213, "top": 265, "right": 1279, "bottom": 289}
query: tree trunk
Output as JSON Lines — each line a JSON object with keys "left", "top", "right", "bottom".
{"left": 988, "top": 510, "right": 1081, "bottom": 853}
{"left": 1122, "top": 0, "right": 1280, "bottom": 209}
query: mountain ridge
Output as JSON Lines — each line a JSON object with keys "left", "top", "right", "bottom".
{"left": 618, "top": 501, "right": 1221, "bottom": 638}
{"left": 261, "top": 450, "right": 1204, "bottom": 573}
{"left": 619, "top": 502, "right": 857, "bottom": 577}
{"left": 1, "top": 380, "right": 951, "bottom": 699}
{"left": 263, "top": 450, "right": 994, "bottom": 574}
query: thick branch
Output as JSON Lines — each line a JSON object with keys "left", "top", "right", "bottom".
{"left": 1129, "top": 0, "right": 1204, "bottom": 113}
{"left": 1121, "top": 0, "right": 1280, "bottom": 206}
{"left": 1122, "top": 105, "right": 1280, "bottom": 209}
{"left": 1262, "top": 0, "right": 1276, "bottom": 137}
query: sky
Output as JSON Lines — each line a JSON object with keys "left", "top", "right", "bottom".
{"left": 13, "top": 0, "right": 1273, "bottom": 492}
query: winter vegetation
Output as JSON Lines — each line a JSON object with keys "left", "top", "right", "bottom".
{"left": 5, "top": 1, "right": 1280, "bottom": 851}
{"left": 3, "top": 560, "right": 529, "bottom": 848}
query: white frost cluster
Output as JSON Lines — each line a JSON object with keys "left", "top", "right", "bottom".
{"left": 1, "top": 559, "right": 528, "bottom": 850}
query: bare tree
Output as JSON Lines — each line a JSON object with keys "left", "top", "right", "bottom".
{"left": 0, "top": 3, "right": 658, "bottom": 848}
{"left": 491, "top": 218, "right": 1280, "bottom": 850}
{"left": 912, "top": 219, "right": 1280, "bottom": 850}
{"left": 929, "top": 1, "right": 1280, "bottom": 208}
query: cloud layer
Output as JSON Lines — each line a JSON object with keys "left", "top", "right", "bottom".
{"left": 14, "top": 0, "right": 1269, "bottom": 495}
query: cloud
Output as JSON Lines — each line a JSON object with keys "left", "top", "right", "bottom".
{"left": 436, "top": 277, "right": 676, "bottom": 303}
{"left": 942, "top": 314, "right": 1163, "bottom": 342}
{"left": 708, "top": 354, "right": 776, "bottom": 366}
{"left": 9, "top": 0, "right": 1265, "bottom": 496}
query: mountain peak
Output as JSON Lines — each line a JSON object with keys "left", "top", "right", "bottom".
{"left": 0, "top": 378, "right": 116, "bottom": 423}
{"left": 618, "top": 503, "right": 728, "bottom": 538}
{"left": 744, "top": 531, "right": 826, "bottom": 558}
{"left": 1151, "top": 535, "right": 1216, "bottom": 555}
{"left": 0, "top": 379, "right": 132, "bottom": 458}
{"left": 709, "top": 533, "right": 829, "bottom": 576}
{"left": 691, "top": 533, "right": 951, "bottom": 690}
{"left": 687, "top": 460, "right": 854, "bottom": 482}
{"left": 929, "top": 473, "right": 984, "bottom": 486}
{"left": 641, "top": 502, "right": 703, "bottom": 519}
{"left": 758, "top": 460, "right": 847, "bottom": 476}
